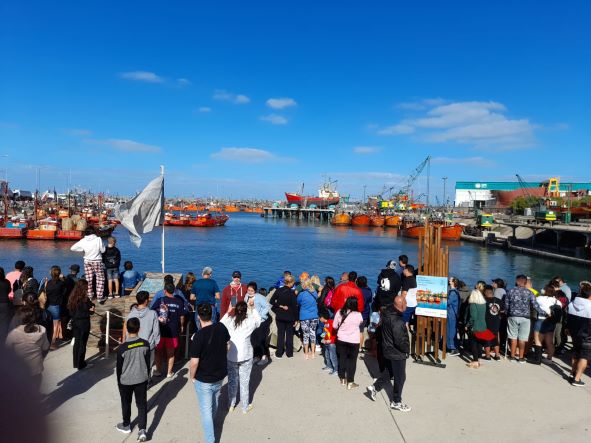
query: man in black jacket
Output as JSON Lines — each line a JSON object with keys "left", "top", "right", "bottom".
{"left": 367, "top": 295, "right": 411, "bottom": 412}
{"left": 567, "top": 286, "right": 591, "bottom": 387}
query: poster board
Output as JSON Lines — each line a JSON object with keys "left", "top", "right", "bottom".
{"left": 415, "top": 275, "right": 448, "bottom": 318}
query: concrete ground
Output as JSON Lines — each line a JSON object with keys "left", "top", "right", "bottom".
{"left": 42, "top": 343, "right": 591, "bottom": 443}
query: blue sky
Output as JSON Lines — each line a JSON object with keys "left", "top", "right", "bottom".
{"left": 1, "top": 1, "right": 589, "bottom": 201}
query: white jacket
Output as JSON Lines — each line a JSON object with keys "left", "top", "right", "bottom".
{"left": 536, "top": 295, "right": 560, "bottom": 319}
{"left": 221, "top": 308, "right": 261, "bottom": 362}
{"left": 70, "top": 234, "right": 105, "bottom": 261}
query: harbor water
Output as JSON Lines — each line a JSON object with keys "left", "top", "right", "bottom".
{"left": 1, "top": 213, "right": 589, "bottom": 290}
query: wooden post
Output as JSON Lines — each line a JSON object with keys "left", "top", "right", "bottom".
{"left": 414, "top": 219, "right": 449, "bottom": 367}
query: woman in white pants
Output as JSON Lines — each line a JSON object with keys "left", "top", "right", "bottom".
{"left": 221, "top": 298, "right": 261, "bottom": 413}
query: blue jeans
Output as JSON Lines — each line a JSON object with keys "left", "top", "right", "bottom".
{"left": 324, "top": 343, "right": 338, "bottom": 372}
{"left": 194, "top": 380, "right": 223, "bottom": 443}
{"left": 446, "top": 313, "right": 459, "bottom": 350}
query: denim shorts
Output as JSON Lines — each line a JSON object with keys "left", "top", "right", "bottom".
{"left": 535, "top": 318, "right": 556, "bottom": 334}
{"left": 507, "top": 317, "right": 531, "bottom": 341}
{"left": 47, "top": 304, "right": 61, "bottom": 320}
{"left": 106, "top": 268, "right": 119, "bottom": 280}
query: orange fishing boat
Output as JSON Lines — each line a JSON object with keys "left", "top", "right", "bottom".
{"left": 401, "top": 223, "right": 463, "bottom": 241}
{"left": 385, "top": 215, "right": 401, "bottom": 228}
{"left": 224, "top": 205, "right": 240, "bottom": 212}
{"left": 188, "top": 214, "right": 229, "bottom": 227}
{"left": 331, "top": 213, "right": 352, "bottom": 226}
{"left": 370, "top": 215, "right": 385, "bottom": 227}
{"left": 26, "top": 229, "right": 57, "bottom": 240}
{"left": 351, "top": 213, "right": 371, "bottom": 227}
{"left": 0, "top": 227, "right": 26, "bottom": 239}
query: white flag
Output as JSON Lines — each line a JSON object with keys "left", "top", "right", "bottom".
{"left": 115, "top": 175, "right": 164, "bottom": 247}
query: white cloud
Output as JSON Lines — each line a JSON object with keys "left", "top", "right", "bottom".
{"left": 177, "top": 78, "right": 191, "bottom": 87}
{"left": 65, "top": 128, "right": 92, "bottom": 136}
{"left": 396, "top": 98, "right": 447, "bottom": 111}
{"left": 197, "top": 107, "right": 212, "bottom": 113}
{"left": 379, "top": 100, "right": 536, "bottom": 150}
{"left": 260, "top": 114, "right": 288, "bottom": 125}
{"left": 353, "top": 146, "right": 380, "bottom": 154}
{"left": 120, "top": 71, "right": 164, "bottom": 83}
{"left": 86, "top": 138, "right": 162, "bottom": 153}
{"left": 213, "top": 90, "right": 250, "bottom": 104}
{"left": 266, "top": 97, "right": 297, "bottom": 109}
{"left": 210, "top": 147, "right": 291, "bottom": 163}
{"left": 432, "top": 156, "right": 496, "bottom": 167}
{"left": 378, "top": 124, "right": 415, "bottom": 135}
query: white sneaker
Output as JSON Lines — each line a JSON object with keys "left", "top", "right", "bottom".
{"left": 367, "top": 385, "right": 377, "bottom": 401}
{"left": 391, "top": 402, "right": 412, "bottom": 412}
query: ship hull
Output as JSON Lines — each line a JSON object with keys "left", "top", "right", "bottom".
{"left": 331, "top": 213, "right": 352, "bottom": 226}
{"left": 0, "top": 227, "right": 26, "bottom": 239}
{"left": 370, "top": 215, "right": 385, "bottom": 227}
{"left": 493, "top": 188, "right": 546, "bottom": 207}
{"left": 285, "top": 193, "right": 339, "bottom": 208}
{"left": 401, "top": 224, "right": 463, "bottom": 241}
{"left": 385, "top": 215, "right": 401, "bottom": 228}
{"left": 351, "top": 214, "right": 371, "bottom": 226}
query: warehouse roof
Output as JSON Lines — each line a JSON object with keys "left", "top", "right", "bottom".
{"left": 455, "top": 181, "right": 591, "bottom": 191}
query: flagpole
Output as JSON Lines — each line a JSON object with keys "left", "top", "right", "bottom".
{"left": 161, "top": 165, "right": 165, "bottom": 274}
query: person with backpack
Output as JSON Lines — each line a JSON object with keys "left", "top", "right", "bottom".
{"left": 103, "top": 236, "right": 121, "bottom": 299}
{"left": 333, "top": 296, "right": 363, "bottom": 390}
{"left": 446, "top": 277, "right": 461, "bottom": 356}
{"left": 374, "top": 260, "right": 402, "bottom": 311}
{"left": 115, "top": 317, "right": 150, "bottom": 442}
{"left": 126, "top": 291, "right": 161, "bottom": 374}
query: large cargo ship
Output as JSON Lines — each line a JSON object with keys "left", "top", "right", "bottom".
{"left": 285, "top": 180, "right": 340, "bottom": 208}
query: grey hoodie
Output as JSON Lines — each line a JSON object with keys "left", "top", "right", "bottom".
{"left": 127, "top": 306, "right": 160, "bottom": 349}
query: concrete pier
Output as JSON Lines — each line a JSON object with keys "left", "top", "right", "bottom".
{"left": 263, "top": 207, "right": 335, "bottom": 223}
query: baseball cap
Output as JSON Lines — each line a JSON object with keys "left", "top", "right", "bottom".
{"left": 232, "top": 271, "right": 242, "bottom": 279}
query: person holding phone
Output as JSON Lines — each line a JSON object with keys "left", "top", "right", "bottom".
{"left": 220, "top": 271, "right": 248, "bottom": 318}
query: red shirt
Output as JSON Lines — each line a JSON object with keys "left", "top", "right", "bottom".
{"left": 220, "top": 283, "right": 248, "bottom": 318}
{"left": 323, "top": 319, "right": 336, "bottom": 344}
{"left": 330, "top": 281, "right": 364, "bottom": 313}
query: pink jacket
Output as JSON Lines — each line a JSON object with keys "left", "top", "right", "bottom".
{"left": 333, "top": 310, "right": 363, "bottom": 344}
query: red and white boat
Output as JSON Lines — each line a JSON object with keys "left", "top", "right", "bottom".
{"left": 285, "top": 180, "right": 340, "bottom": 208}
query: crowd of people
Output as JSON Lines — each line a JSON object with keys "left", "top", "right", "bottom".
{"left": 1, "top": 237, "right": 591, "bottom": 443}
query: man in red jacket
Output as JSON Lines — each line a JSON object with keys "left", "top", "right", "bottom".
{"left": 331, "top": 271, "right": 364, "bottom": 313}
{"left": 220, "top": 271, "right": 248, "bottom": 318}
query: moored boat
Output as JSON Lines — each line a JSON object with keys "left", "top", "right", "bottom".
{"left": 224, "top": 205, "right": 240, "bottom": 212}
{"left": 189, "top": 214, "right": 229, "bottom": 227}
{"left": 351, "top": 213, "right": 371, "bottom": 227}
{"left": 401, "top": 223, "right": 463, "bottom": 241}
{"left": 0, "top": 227, "right": 26, "bottom": 239}
{"left": 331, "top": 212, "right": 352, "bottom": 226}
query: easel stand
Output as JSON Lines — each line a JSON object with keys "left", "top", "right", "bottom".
{"left": 414, "top": 220, "right": 449, "bottom": 368}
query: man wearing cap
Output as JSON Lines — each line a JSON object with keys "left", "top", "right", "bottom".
{"left": 220, "top": 271, "right": 248, "bottom": 318}
{"left": 191, "top": 267, "right": 221, "bottom": 326}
